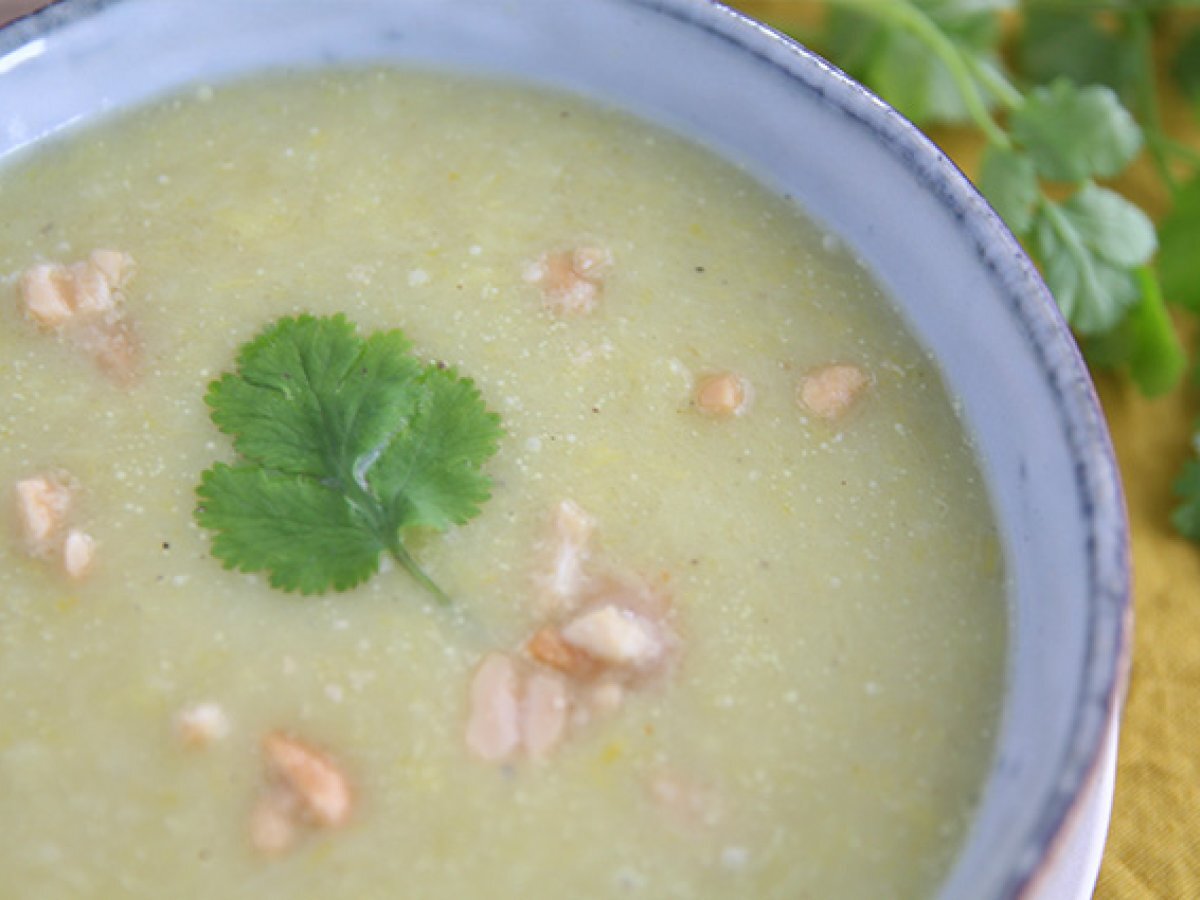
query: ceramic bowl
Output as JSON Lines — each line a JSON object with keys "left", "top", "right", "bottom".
{"left": 0, "top": 2, "right": 1130, "bottom": 897}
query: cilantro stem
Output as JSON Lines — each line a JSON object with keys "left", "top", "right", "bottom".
{"left": 963, "top": 54, "right": 1023, "bottom": 113}
{"left": 387, "top": 538, "right": 451, "bottom": 606}
{"left": 1128, "top": 10, "right": 1180, "bottom": 194}
{"left": 343, "top": 475, "right": 453, "bottom": 605}
{"left": 1039, "top": 198, "right": 1102, "bottom": 328}
{"left": 1127, "top": 265, "right": 1186, "bottom": 396}
{"left": 823, "top": 0, "right": 1010, "bottom": 148}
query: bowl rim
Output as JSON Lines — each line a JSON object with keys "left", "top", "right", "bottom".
{"left": 638, "top": 3, "right": 1132, "bottom": 896}
{"left": 0, "top": 1, "right": 1133, "bottom": 897}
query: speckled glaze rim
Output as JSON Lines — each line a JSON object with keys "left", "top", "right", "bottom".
{"left": 662, "top": 7, "right": 1132, "bottom": 898}
{"left": 616, "top": 11, "right": 1131, "bottom": 900}
{"left": 0, "top": 0, "right": 103, "bottom": 47}
{"left": 0, "top": 1, "right": 1131, "bottom": 897}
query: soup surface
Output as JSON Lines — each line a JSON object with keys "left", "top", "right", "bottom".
{"left": 0, "top": 71, "right": 1006, "bottom": 899}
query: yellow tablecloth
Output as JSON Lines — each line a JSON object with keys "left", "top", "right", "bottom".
{"left": 1094, "top": 374, "right": 1200, "bottom": 896}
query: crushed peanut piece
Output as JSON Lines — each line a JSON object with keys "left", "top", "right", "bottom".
{"left": 468, "top": 501, "right": 681, "bottom": 765}
{"left": 465, "top": 652, "right": 522, "bottom": 763}
{"left": 14, "top": 474, "right": 71, "bottom": 552}
{"left": 526, "top": 625, "right": 592, "bottom": 677}
{"left": 521, "top": 671, "right": 569, "bottom": 761}
{"left": 694, "top": 371, "right": 752, "bottom": 418}
{"left": 587, "top": 681, "right": 625, "bottom": 716}
{"left": 524, "top": 245, "right": 613, "bottom": 316}
{"left": 15, "top": 250, "right": 140, "bottom": 383}
{"left": 61, "top": 529, "right": 96, "bottom": 580}
{"left": 19, "top": 265, "right": 75, "bottom": 328}
{"left": 561, "top": 604, "right": 665, "bottom": 670}
{"left": 798, "top": 363, "right": 869, "bottom": 420}
{"left": 73, "top": 319, "right": 140, "bottom": 386}
{"left": 261, "top": 731, "right": 353, "bottom": 828}
{"left": 174, "top": 702, "right": 231, "bottom": 748}
{"left": 17, "top": 250, "right": 134, "bottom": 326}
{"left": 86, "top": 249, "right": 136, "bottom": 289}
{"left": 13, "top": 474, "right": 100, "bottom": 579}
{"left": 538, "top": 498, "right": 596, "bottom": 611}
{"left": 571, "top": 246, "right": 612, "bottom": 277}
{"left": 249, "top": 787, "right": 300, "bottom": 856}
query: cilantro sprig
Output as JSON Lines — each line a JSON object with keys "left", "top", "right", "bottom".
{"left": 760, "top": 1, "right": 1200, "bottom": 538}
{"left": 194, "top": 314, "right": 502, "bottom": 602}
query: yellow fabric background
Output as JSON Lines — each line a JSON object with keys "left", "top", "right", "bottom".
{"left": 1093, "top": 367, "right": 1200, "bottom": 897}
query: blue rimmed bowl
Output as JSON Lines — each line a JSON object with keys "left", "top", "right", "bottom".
{"left": 0, "top": 2, "right": 1129, "bottom": 897}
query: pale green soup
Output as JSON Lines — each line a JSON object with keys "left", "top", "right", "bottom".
{"left": 0, "top": 71, "right": 1006, "bottom": 899}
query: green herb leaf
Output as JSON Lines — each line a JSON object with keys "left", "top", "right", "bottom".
{"left": 206, "top": 315, "right": 422, "bottom": 479}
{"left": 368, "top": 365, "right": 504, "bottom": 534}
{"left": 197, "top": 464, "right": 385, "bottom": 594}
{"left": 1083, "top": 266, "right": 1185, "bottom": 397}
{"left": 827, "top": 1, "right": 1008, "bottom": 126}
{"left": 195, "top": 314, "right": 502, "bottom": 601}
{"left": 979, "top": 146, "right": 1039, "bottom": 235}
{"left": 1158, "top": 175, "right": 1200, "bottom": 311}
{"left": 1010, "top": 79, "right": 1143, "bottom": 182}
{"left": 1018, "top": 11, "right": 1140, "bottom": 103}
{"left": 1173, "top": 457, "right": 1200, "bottom": 541}
{"left": 1171, "top": 26, "right": 1200, "bottom": 103}
{"left": 1033, "top": 184, "right": 1157, "bottom": 334}
{"left": 824, "top": 9, "right": 889, "bottom": 77}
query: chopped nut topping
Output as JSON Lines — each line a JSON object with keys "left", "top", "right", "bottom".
{"left": 15, "top": 250, "right": 140, "bottom": 383}
{"left": 174, "top": 702, "right": 231, "bottom": 748}
{"left": 521, "top": 670, "right": 569, "bottom": 761}
{"left": 467, "top": 501, "right": 681, "bottom": 765}
{"left": 249, "top": 787, "right": 300, "bottom": 856}
{"left": 694, "top": 371, "right": 752, "bottom": 418}
{"left": 798, "top": 363, "right": 870, "bottom": 420}
{"left": 261, "top": 731, "right": 353, "bottom": 828}
{"left": 14, "top": 473, "right": 98, "bottom": 579}
{"left": 526, "top": 625, "right": 593, "bottom": 677}
{"left": 15, "top": 474, "right": 71, "bottom": 552}
{"left": 465, "top": 652, "right": 522, "bottom": 763}
{"left": 537, "top": 498, "right": 596, "bottom": 613}
{"left": 561, "top": 604, "right": 665, "bottom": 670}
{"left": 524, "top": 245, "right": 613, "bottom": 317}
{"left": 61, "top": 529, "right": 96, "bottom": 580}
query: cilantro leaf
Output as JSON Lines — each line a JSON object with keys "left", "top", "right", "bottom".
{"left": 197, "top": 464, "right": 384, "bottom": 594}
{"left": 1018, "top": 11, "right": 1140, "bottom": 104}
{"left": 1171, "top": 26, "right": 1200, "bottom": 103}
{"left": 1033, "top": 184, "right": 1157, "bottom": 334}
{"left": 1173, "top": 458, "right": 1200, "bottom": 541}
{"left": 868, "top": 29, "right": 977, "bottom": 123}
{"left": 206, "top": 315, "right": 422, "bottom": 479}
{"left": 369, "top": 365, "right": 500, "bottom": 533}
{"left": 195, "top": 315, "right": 502, "bottom": 601}
{"left": 827, "top": 1, "right": 1009, "bottom": 126}
{"left": 1010, "top": 79, "right": 1143, "bottom": 182}
{"left": 1083, "top": 266, "right": 1185, "bottom": 397}
{"left": 1158, "top": 175, "right": 1200, "bottom": 312}
{"left": 979, "top": 146, "right": 1039, "bottom": 235}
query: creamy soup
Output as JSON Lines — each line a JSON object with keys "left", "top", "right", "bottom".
{"left": 0, "top": 71, "right": 1006, "bottom": 898}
